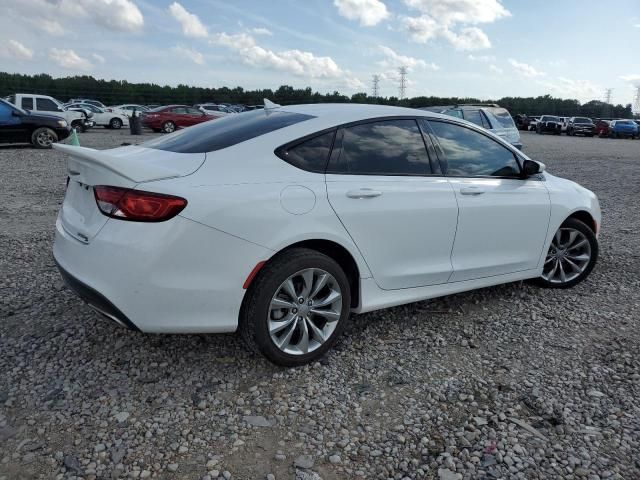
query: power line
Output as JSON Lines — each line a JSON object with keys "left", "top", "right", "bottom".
{"left": 604, "top": 88, "right": 613, "bottom": 105}
{"left": 398, "top": 66, "right": 407, "bottom": 100}
{"left": 372, "top": 74, "right": 380, "bottom": 98}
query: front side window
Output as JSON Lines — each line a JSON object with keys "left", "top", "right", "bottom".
{"left": 36, "top": 98, "right": 60, "bottom": 112}
{"left": 170, "top": 107, "right": 187, "bottom": 114}
{"left": 186, "top": 107, "right": 202, "bottom": 115}
{"left": 329, "top": 119, "right": 431, "bottom": 176}
{"left": 276, "top": 130, "right": 335, "bottom": 173}
{"left": 428, "top": 120, "right": 521, "bottom": 177}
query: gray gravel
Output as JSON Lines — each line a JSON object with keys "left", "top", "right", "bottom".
{"left": 1, "top": 129, "right": 639, "bottom": 479}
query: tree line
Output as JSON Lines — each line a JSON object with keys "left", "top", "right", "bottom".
{"left": 0, "top": 72, "right": 634, "bottom": 118}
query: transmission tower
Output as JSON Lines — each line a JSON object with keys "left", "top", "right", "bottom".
{"left": 372, "top": 74, "right": 380, "bottom": 98}
{"left": 604, "top": 88, "right": 613, "bottom": 104}
{"left": 398, "top": 66, "right": 408, "bottom": 100}
{"left": 633, "top": 86, "right": 640, "bottom": 114}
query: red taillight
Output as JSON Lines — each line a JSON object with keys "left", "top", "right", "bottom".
{"left": 93, "top": 186, "right": 187, "bottom": 222}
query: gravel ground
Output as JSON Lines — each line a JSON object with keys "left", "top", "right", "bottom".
{"left": 1, "top": 129, "right": 639, "bottom": 480}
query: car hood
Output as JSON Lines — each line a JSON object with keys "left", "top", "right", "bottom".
{"left": 544, "top": 173, "right": 597, "bottom": 198}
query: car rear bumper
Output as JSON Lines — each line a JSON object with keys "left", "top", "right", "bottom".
{"left": 53, "top": 213, "right": 273, "bottom": 333}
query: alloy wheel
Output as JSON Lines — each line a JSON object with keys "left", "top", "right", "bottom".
{"left": 37, "top": 131, "right": 54, "bottom": 147}
{"left": 541, "top": 227, "right": 592, "bottom": 284}
{"left": 268, "top": 268, "right": 342, "bottom": 355}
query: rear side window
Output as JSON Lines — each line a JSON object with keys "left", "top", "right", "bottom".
{"left": 21, "top": 98, "right": 33, "bottom": 110}
{"left": 36, "top": 98, "right": 59, "bottom": 111}
{"left": 429, "top": 120, "right": 520, "bottom": 177}
{"left": 276, "top": 131, "right": 335, "bottom": 173}
{"left": 328, "top": 119, "right": 431, "bottom": 176}
{"left": 142, "top": 109, "right": 315, "bottom": 153}
{"left": 463, "top": 110, "right": 485, "bottom": 127}
{"left": 485, "top": 107, "right": 516, "bottom": 128}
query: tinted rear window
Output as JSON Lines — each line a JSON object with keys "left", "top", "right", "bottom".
{"left": 276, "top": 130, "right": 335, "bottom": 173}
{"left": 484, "top": 107, "right": 516, "bottom": 128}
{"left": 142, "top": 109, "right": 315, "bottom": 153}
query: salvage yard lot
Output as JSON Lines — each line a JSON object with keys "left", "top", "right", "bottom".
{"left": 1, "top": 130, "right": 639, "bottom": 480}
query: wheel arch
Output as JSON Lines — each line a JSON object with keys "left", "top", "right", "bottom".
{"left": 566, "top": 210, "right": 597, "bottom": 234}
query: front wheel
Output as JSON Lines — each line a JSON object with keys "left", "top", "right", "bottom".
{"left": 533, "top": 218, "right": 598, "bottom": 289}
{"left": 162, "top": 121, "right": 175, "bottom": 133}
{"left": 109, "top": 118, "right": 123, "bottom": 129}
{"left": 31, "top": 127, "right": 58, "bottom": 149}
{"left": 240, "top": 248, "right": 351, "bottom": 366}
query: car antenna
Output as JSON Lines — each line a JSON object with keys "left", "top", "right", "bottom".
{"left": 263, "top": 98, "right": 281, "bottom": 110}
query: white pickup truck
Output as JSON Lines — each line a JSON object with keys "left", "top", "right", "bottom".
{"left": 5, "top": 94, "right": 89, "bottom": 131}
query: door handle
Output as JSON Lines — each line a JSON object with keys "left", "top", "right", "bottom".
{"left": 346, "top": 188, "right": 383, "bottom": 199}
{"left": 460, "top": 186, "right": 485, "bottom": 196}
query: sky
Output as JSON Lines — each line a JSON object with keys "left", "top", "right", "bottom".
{"left": 0, "top": 0, "right": 639, "bottom": 106}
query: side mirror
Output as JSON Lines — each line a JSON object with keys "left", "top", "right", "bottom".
{"left": 522, "top": 159, "right": 545, "bottom": 177}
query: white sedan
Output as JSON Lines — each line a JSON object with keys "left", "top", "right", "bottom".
{"left": 52, "top": 104, "right": 600, "bottom": 366}
{"left": 66, "top": 103, "right": 129, "bottom": 129}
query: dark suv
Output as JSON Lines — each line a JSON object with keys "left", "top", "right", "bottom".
{"left": 536, "top": 115, "right": 562, "bottom": 135}
{"left": 566, "top": 117, "right": 595, "bottom": 137}
{"left": 0, "top": 99, "right": 71, "bottom": 148}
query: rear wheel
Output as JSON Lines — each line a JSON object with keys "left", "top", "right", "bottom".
{"left": 31, "top": 127, "right": 58, "bottom": 149}
{"left": 71, "top": 120, "right": 86, "bottom": 133}
{"left": 162, "top": 121, "right": 175, "bottom": 133}
{"left": 109, "top": 117, "right": 123, "bottom": 129}
{"left": 533, "top": 218, "right": 598, "bottom": 289}
{"left": 240, "top": 248, "right": 351, "bottom": 366}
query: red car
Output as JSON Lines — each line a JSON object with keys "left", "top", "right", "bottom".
{"left": 142, "top": 105, "right": 216, "bottom": 133}
{"left": 594, "top": 120, "right": 610, "bottom": 137}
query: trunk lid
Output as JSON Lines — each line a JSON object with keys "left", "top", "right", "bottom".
{"left": 53, "top": 144, "right": 205, "bottom": 243}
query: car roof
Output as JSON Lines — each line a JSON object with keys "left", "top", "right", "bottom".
{"left": 278, "top": 103, "right": 452, "bottom": 125}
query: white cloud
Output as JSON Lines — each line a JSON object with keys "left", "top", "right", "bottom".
{"left": 172, "top": 45, "right": 205, "bottom": 65}
{"left": 489, "top": 64, "right": 503, "bottom": 74}
{"left": 468, "top": 54, "right": 496, "bottom": 63}
{"left": 377, "top": 45, "right": 439, "bottom": 71}
{"left": 91, "top": 53, "right": 106, "bottom": 64}
{"left": 443, "top": 27, "right": 491, "bottom": 50}
{"left": 169, "top": 2, "right": 208, "bottom": 38}
{"left": 334, "top": 0, "right": 389, "bottom": 26}
{"left": 403, "top": 0, "right": 510, "bottom": 25}
{"left": 537, "top": 77, "right": 601, "bottom": 102}
{"left": 49, "top": 48, "right": 93, "bottom": 70}
{"left": 620, "top": 74, "right": 640, "bottom": 87}
{"left": 251, "top": 27, "right": 273, "bottom": 36}
{"left": 211, "top": 32, "right": 364, "bottom": 89}
{"left": 0, "top": 40, "right": 34, "bottom": 60}
{"left": 4, "top": 0, "right": 143, "bottom": 33}
{"left": 400, "top": 0, "right": 509, "bottom": 50}
{"left": 508, "top": 59, "right": 544, "bottom": 78}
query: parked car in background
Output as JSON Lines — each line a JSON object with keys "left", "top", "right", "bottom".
{"left": 594, "top": 120, "right": 611, "bottom": 137}
{"left": 52, "top": 103, "right": 600, "bottom": 366}
{"left": 420, "top": 104, "right": 522, "bottom": 149}
{"left": 66, "top": 102, "right": 129, "bottom": 129}
{"left": 528, "top": 116, "right": 541, "bottom": 131}
{"left": 6, "top": 94, "right": 88, "bottom": 132}
{"left": 0, "top": 98, "right": 71, "bottom": 148}
{"left": 67, "top": 99, "right": 108, "bottom": 110}
{"left": 110, "top": 104, "right": 149, "bottom": 117}
{"left": 566, "top": 117, "right": 596, "bottom": 136}
{"left": 141, "top": 105, "right": 216, "bottom": 133}
{"left": 196, "top": 104, "right": 234, "bottom": 117}
{"left": 536, "top": 115, "right": 562, "bottom": 135}
{"left": 609, "top": 120, "right": 638, "bottom": 138}
{"left": 559, "top": 117, "right": 569, "bottom": 134}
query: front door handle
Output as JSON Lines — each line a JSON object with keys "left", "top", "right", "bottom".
{"left": 346, "top": 188, "right": 383, "bottom": 199}
{"left": 460, "top": 186, "right": 485, "bottom": 196}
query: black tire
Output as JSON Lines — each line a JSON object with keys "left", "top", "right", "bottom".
{"left": 31, "top": 127, "right": 58, "bottom": 149}
{"left": 109, "top": 118, "right": 123, "bottom": 129}
{"left": 162, "top": 121, "right": 176, "bottom": 133}
{"left": 239, "top": 248, "right": 351, "bottom": 367}
{"left": 531, "top": 217, "right": 598, "bottom": 289}
{"left": 71, "top": 120, "right": 85, "bottom": 133}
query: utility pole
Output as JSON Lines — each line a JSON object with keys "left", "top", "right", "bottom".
{"left": 603, "top": 88, "right": 613, "bottom": 118}
{"left": 372, "top": 74, "right": 380, "bottom": 98}
{"left": 604, "top": 88, "right": 613, "bottom": 105}
{"left": 398, "top": 66, "right": 407, "bottom": 100}
{"left": 633, "top": 86, "right": 640, "bottom": 115}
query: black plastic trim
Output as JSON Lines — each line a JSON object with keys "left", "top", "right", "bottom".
{"left": 55, "top": 259, "right": 140, "bottom": 331}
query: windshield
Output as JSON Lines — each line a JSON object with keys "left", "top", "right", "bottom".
{"left": 484, "top": 107, "right": 515, "bottom": 128}
{"left": 617, "top": 120, "right": 634, "bottom": 125}
{"left": 541, "top": 116, "right": 560, "bottom": 122}
{"left": 573, "top": 117, "right": 592, "bottom": 123}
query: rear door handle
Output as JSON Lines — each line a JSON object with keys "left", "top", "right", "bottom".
{"left": 460, "top": 186, "right": 485, "bottom": 196}
{"left": 346, "top": 188, "right": 383, "bottom": 199}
